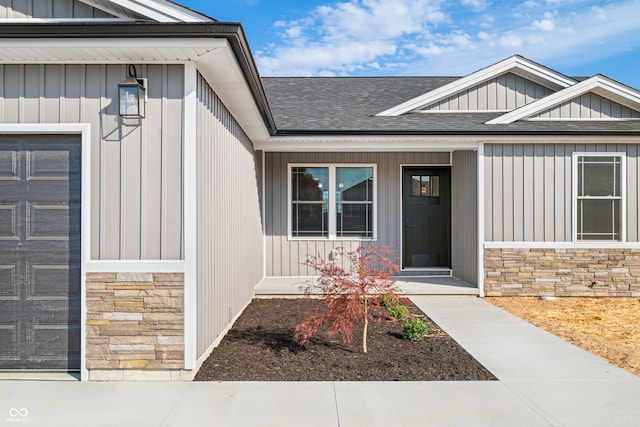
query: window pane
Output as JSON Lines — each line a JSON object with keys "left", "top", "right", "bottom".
{"left": 577, "top": 199, "right": 621, "bottom": 240}
{"left": 336, "top": 167, "right": 373, "bottom": 202}
{"left": 336, "top": 203, "right": 372, "bottom": 237}
{"left": 578, "top": 156, "right": 621, "bottom": 197}
{"left": 411, "top": 174, "right": 439, "bottom": 197}
{"left": 292, "top": 203, "right": 328, "bottom": 236}
{"left": 411, "top": 176, "right": 421, "bottom": 196}
{"left": 292, "top": 167, "right": 328, "bottom": 201}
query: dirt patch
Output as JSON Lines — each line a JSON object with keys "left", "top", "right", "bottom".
{"left": 195, "top": 299, "right": 495, "bottom": 381}
{"left": 487, "top": 297, "right": 640, "bottom": 377}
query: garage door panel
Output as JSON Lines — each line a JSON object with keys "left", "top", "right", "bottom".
{"left": 0, "top": 205, "right": 19, "bottom": 239}
{"left": 0, "top": 264, "right": 19, "bottom": 297}
{"left": 0, "top": 136, "right": 80, "bottom": 371}
{"left": 27, "top": 148, "right": 79, "bottom": 179}
{"left": 29, "top": 264, "right": 81, "bottom": 298}
{"left": 29, "top": 328, "right": 80, "bottom": 370}
{"left": 0, "top": 149, "right": 18, "bottom": 179}
{"left": 0, "top": 323, "right": 19, "bottom": 358}
{"left": 29, "top": 323, "right": 80, "bottom": 357}
{"left": 27, "top": 203, "right": 80, "bottom": 240}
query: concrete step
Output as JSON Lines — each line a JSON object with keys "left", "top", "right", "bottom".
{"left": 254, "top": 276, "right": 479, "bottom": 297}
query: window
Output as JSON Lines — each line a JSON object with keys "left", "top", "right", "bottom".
{"left": 290, "top": 164, "right": 376, "bottom": 239}
{"left": 291, "top": 167, "right": 329, "bottom": 237}
{"left": 411, "top": 174, "right": 440, "bottom": 198}
{"left": 574, "top": 153, "right": 625, "bottom": 241}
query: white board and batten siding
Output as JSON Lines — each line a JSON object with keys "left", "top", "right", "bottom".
{"left": 195, "top": 73, "right": 264, "bottom": 359}
{"left": 0, "top": 63, "right": 184, "bottom": 260}
{"left": 451, "top": 150, "right": 478, "bottom": 284}
{"left": 0, "top": 0, "right": 116, "bottom": 18}
{"left": 484, "top": 143, "right": 640, "bottom": 242}
{"left": 265, "top": 151, "right": 477, "bottom": 281}
{"left": 533, "top": 93, "right": 640, "bottom": 119}
{"left": 421, "top": 73, "right": 553, "bottom": 112}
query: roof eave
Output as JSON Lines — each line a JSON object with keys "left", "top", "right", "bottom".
{"left": 0, "top": 22, "right": 276, "bottom": 135}
{"left": 274, "top": 129, "right": 640, "bottom": 137}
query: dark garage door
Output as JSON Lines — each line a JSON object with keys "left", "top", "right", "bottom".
{"left": 0, "top": 135, "right": 81, "bottom": 370}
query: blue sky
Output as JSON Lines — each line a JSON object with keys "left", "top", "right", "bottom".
{"left": 181, "top": 0, "right": 640, "bottom": 89}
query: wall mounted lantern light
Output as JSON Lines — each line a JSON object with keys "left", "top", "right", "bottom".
{"left": 118, "top": 64, "right": 146, "bottom": 118}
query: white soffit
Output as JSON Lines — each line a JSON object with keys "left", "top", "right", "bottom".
{"left": 79, "top": 0, "right": 212, "bottom": 22}
{"left": 196, "top": 45, "right": 271, "bottom": 143}
{"left": 486, "top": 75, "right": 640, "bottom": 124}
{"left": 376, "top": 55, "right": 577, "bottom": 117}
{"left": 0, "top": 38, "right": 225, "bottom": 63}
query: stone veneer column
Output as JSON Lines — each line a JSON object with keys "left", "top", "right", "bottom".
{"left": 484, "top": 248, "right": 640, "bottom": 297}
{"left": 86, "top": 272, "right": 188, "bottom": 381}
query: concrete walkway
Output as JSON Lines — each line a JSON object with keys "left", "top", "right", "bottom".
{"left": 2, "top": 297, "right": 640, "bottom": 426}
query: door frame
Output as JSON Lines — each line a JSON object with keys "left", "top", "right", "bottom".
{"left": 399, "top": 162, "right": 452, "bottom": 272}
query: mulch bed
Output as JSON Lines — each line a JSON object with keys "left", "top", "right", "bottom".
{"left": 194, "top": 298, "right": 496, "bottom": 381}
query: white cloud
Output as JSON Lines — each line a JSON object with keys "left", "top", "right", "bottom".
{"left": 256, "top": 0, "right": 640, "bottom": 78}
{"left": 256, "top": 0, "right": 447, "bottom": 75}
{"left": 462, "top": 0, "right": 491, "bottom": 10}
{"left": 532, "top": 11, "right": 555, "bottom": 31}
{"left": 500, "top": 33, "right": 523, "bottom": 48}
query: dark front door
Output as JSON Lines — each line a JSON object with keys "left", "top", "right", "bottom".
{"left": 402, "top": 167, "right": 451, "bottom": 269}
{"left": 0, "top": 136, "right": 81, "bottom": 370}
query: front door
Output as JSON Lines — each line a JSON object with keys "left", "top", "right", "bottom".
{"left": 402, "top": 167, "right": 451, "bottom": 269}
{"left": 0, "top": 136, "right": 81, "bottom": 370}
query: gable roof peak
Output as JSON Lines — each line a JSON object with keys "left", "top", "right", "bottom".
{"left": 486, "top": 74, "right": 640, "bottom": 124}
{"left": 376, "top": 55, "right": 576, "bottom": 117}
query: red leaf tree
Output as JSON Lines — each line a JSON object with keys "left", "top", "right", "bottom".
{"left": 294, "top": 245, "right": 401, "bottom": 353}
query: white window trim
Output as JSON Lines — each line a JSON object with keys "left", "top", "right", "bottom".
{"left": 288, "top": 163, "right": 377, "bottom": 241}
{"left": 572, "top": 152, "right": 626, "bottom": 243}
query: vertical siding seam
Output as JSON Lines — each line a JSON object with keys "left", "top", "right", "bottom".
{"left": 139, "top": 65, "right": 148, "bottom": 259}
{"left": 38, "top": 64, "right": 45, "bottom": 122}
{"left": 118, "top": 64, "right": 126, "bottom": 259}
{"left": 0, "top": 65, "right": 4, "bottom": 121}
{"left": 59, "top": 64, "right": 66, "bottom": 122}
{"left": 98, "top": 65, "right": 107, "bottom": 258}
{"left": 18, "top": 64, "right": 24, "bottom": 122}
{"left": 160, "top": 65, "right": 168, "bottom": 259}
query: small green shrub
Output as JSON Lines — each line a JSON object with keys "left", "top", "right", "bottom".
{"left": 402, "top": 318, "right": 429, "bottom": 342}
{"left": 379, "top": 293, "right": 397, "bottom": 307}
{"left": 386, "top": 303, "right": 409, "bottom": 321}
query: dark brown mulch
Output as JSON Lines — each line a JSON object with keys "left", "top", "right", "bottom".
{"left": 194, "top": 299, "right": 496, "bottom": 381}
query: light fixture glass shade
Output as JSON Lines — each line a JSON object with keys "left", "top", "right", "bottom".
{"left": 118, "top": 77, "right": 145, "bottom": 118}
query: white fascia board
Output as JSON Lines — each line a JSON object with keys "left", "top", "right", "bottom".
{"left": 259, "top": 133, "right": 640, "bottom": 153}
{"left": 486, "top": 75, "right": 640, "bottom": 124}
{"left": 107, "top": 0, "right": 211, "bottom": 22}
{"left": 376, "top": 55, "right": 577, "bottom": 117}
{"left": 258, "top": 135, "right": 480, "bottom": 152}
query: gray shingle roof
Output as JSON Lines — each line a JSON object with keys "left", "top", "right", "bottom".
{"left": 261, "top": 77, "right": 640, "bottom": 135}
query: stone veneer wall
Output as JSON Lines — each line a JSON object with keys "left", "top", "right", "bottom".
{"left": 485, "top": 248, "right": 640, "bottom": 297}
{"left": 86, "top": 272, "right": 187, "bottom": 381}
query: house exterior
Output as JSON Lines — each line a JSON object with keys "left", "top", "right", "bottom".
{"left": 0, "top": 0, "right": 639, "bottom": 381}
